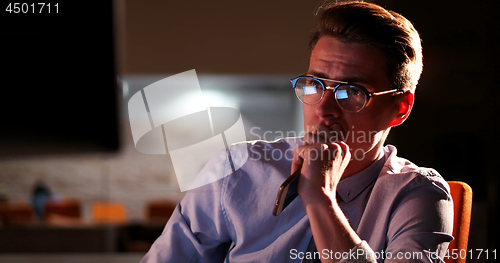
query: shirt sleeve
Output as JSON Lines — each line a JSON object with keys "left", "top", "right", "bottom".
{"left": 339, "top": 241, "right": 377, "bottom": 263}
{"left": 141, "top": 153, "right": 233, "bottom": 263}
{"left": 384, "top": 176, "right": 454, "bottom": 262}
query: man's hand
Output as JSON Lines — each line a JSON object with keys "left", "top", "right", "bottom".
{"left": 292, "top": 133, "right": 361, "bottom": 262}
{"left": 292, "top": 132, "right": 351, "bottom": 203}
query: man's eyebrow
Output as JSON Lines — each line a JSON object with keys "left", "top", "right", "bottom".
{"left": 306, "top": 70, "right": 328, "bottom": 78}
{"left": 306, "top": 70, "right": 369, "bottom": 85}
{"left": 340, "top": 76, "right": 369, "bottom": 84}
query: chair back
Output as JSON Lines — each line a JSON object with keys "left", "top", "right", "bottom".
{"left": 44, "top": 197, "right": 82, "bottom": 220}
{"left": 0, "top": 201, "right": 35, "bottom": 224}
{"left": 92, "top": 201, "right": 127, "bottom": 224}
{"left": 146, "top": 199, "right": 177, "bottom": 223}
{"left": 446, "top": 181, "right": 473, "bottom": 263}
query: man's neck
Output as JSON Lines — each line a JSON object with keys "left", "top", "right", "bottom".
{"left": 342, "top": 145, "right": 384, "bottom": 180}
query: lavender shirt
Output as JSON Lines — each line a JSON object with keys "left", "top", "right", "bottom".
{"left": 141, "top": 137, "right": 453, "bottom": 263}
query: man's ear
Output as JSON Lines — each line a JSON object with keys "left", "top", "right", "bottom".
{"left": 388, "top": 91, "right": 414, "bottom": 128}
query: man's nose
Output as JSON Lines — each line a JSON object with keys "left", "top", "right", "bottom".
{"left": 315, "top": 90, "right": 342, "bottom": 118}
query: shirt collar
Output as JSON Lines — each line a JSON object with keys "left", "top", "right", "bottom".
{"left": 336, "top": 152, "right": 385, "bottom": 203}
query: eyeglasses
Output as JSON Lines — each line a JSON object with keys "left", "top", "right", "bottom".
{"left": 291, "top": 75, "right": 403, "bottom": 113}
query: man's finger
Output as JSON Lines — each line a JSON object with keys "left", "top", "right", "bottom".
{"left": 305, "top": 132, "right": 334, "bottom": 145}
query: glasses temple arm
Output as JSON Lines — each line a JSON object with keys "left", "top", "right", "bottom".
{"left": 370, "top": 89, "right": 403, "bottom": 96}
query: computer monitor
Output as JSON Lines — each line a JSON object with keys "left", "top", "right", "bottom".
{"left": 0, "top": 1, "right": 119, "bottom": 157}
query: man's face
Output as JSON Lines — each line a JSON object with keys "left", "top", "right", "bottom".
{"left": 303, "top": 36, "right": 399, "bottom": 159}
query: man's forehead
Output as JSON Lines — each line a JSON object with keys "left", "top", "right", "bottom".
{"left": 308, "top": 36, "right": 389, "bottom": 88}
{"left": 307, "top": 69, "right": 368, "bottom": 85}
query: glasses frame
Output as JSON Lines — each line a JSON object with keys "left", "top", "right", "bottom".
{"left": 290, "top": 75, "right": 404, "bottom": 112}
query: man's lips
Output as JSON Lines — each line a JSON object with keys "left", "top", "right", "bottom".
{"left": 306, "top": 123, "right": 345, "bottom": 144}
{"left": 313, "top": 122, "right": 344, "bottom": 135}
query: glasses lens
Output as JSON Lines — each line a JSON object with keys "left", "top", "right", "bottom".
{"left": 294, "top": 77, "right": 323, "bottom": 105}
{"left": 335, "top": 85, "right": 367, "bottom": 112}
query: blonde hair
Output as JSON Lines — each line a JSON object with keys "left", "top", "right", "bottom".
{"left": 310, "top": 1, "right": 423, "bottom": 92}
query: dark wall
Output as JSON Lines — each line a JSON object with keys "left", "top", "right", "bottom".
{"left": 123, "top": 0, "right": 321, "bottom": 75}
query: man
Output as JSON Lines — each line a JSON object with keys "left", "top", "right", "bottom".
{"left": 142, "top": 1, "right": 453, "bottom": 262}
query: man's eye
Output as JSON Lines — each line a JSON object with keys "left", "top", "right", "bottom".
{"left": 349, "top": 89, "right": 360, "bottom": 95}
